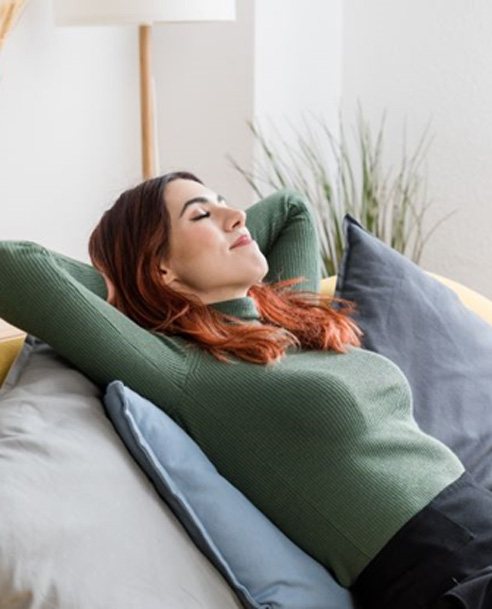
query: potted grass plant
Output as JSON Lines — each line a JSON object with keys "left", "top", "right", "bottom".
{"left": 229, "top": 108, "right": 457, "bottom": 277}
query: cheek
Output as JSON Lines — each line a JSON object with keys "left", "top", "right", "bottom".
{"left": 194, "top": 229, "right": 221, "bottom": 249}
{"left": 172, "top": 225, "right": 224, "bottom": 271}
{"left": 172, "top": 224, "right": 202, "bottom": 252}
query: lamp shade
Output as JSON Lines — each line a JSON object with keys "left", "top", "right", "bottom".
{"left": 53, "top": 0, "right": 236, "bottom": 26}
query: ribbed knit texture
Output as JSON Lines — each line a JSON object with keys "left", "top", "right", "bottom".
{"left": 0, "top": 189, "right": 464, "bottom": 586}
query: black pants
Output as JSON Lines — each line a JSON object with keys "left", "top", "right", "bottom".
{"left": 351, "top": 471, "right": 492, "bottom": 609}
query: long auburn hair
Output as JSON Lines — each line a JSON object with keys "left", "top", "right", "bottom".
{"left": 88, "top": 171, "right": 363, "bottom": 365}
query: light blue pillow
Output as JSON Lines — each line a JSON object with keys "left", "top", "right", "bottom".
{"left": 103, "top": 380, "right": 356, "bottom": 609}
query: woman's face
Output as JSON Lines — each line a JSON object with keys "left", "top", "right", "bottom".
{"left": 160, "top": 179, "right": 269, "bottom": 304}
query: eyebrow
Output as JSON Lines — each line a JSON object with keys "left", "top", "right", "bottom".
{"left": 179, "top": 194, "right": 226, "bottom": 218}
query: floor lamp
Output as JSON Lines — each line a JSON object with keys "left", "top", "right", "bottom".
{"left": 53, "top": 0, "right": 236, "bottom": 180}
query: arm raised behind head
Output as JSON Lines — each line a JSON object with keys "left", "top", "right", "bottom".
{"left": 0, "top": 240, "right": 187, "bottom": 417}
{"left": 245, "top": 189, "right": 322, "bottom": 294}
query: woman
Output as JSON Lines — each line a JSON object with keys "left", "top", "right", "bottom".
{"left": 0, "top": 172, "right": 491, "bottom": 609}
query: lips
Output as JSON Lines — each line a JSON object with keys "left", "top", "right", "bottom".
{"left": 230, "top": 235, "right": 253, "bottom": 249}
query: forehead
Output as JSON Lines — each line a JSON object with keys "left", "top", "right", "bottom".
{"left": 164, "top": 179, "right": 214, "bottom": 219}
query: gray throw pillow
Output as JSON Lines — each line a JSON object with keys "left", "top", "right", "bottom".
{"left": 335, "top": 214, "right": 492, "bottom": 489}
{"left": 0, "top": 335, "right": 243, "bottom": 609}
{"left": 104, "top": 380, "right": 357, "bottom": 609}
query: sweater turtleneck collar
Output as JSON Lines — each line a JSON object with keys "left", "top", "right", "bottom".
{"left": 208, "top": 296, "right": 261, "bottom": 321}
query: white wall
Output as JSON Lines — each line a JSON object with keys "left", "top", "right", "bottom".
{"left": 0, "top": 0, "right": 141, "bottom": 262}
{"left": 153, "top": 0, "right": 342, "bottom": 207}
{"left": 253, "top": 0, "right": 342, "bottom": 198}
{"left": 342, "top": 0, "right": 492, "bottom": 298}
{"left": 254, "top": 0, "right": 341, "bottom": 133}
{"left": 152, "top": 0, "right": 255, "bottom": 208}
{"left": 2, "top": 0, "right": 491, "bottom": 298}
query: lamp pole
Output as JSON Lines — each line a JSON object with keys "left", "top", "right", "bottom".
{"left": 139, "top": 24, "right": 156, "bottom": 179}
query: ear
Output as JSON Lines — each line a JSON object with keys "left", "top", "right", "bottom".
{"left": 159, "top": 262, "right": 179, "bottom": 286}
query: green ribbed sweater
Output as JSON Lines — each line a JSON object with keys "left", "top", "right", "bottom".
{"left": 0, "top": 189, "right": 464, "bottom": 586}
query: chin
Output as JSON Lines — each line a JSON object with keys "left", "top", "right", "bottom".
{"left": 250, "top": 266, "right": 268, "bottom": 286}
{"left": 257, "top": 257, "right": 269, "bottom": 279}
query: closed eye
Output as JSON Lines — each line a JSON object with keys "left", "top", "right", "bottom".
{"left": 191, "top": 198, "right": 229, "bottom": 221}
{"left": 191, "top": 211, "right": 211, "bottom": 221}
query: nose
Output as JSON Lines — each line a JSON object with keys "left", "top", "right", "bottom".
{"left": 225, "top": 206, "right": 247, "bottom": 232}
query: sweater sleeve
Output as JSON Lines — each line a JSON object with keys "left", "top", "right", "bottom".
{"left": 0, "top": 241, "right": 187, "bottom": 409}
{"left": 245, "top": 188, "right": 322, "bottom": 293}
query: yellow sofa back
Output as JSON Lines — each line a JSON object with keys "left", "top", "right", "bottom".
{"left": 0, "top": 335, "right": 26, "bottom": 387}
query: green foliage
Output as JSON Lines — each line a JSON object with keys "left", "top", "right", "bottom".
{"left": 229, "top": 109, "right": 457, "bottom": 277}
